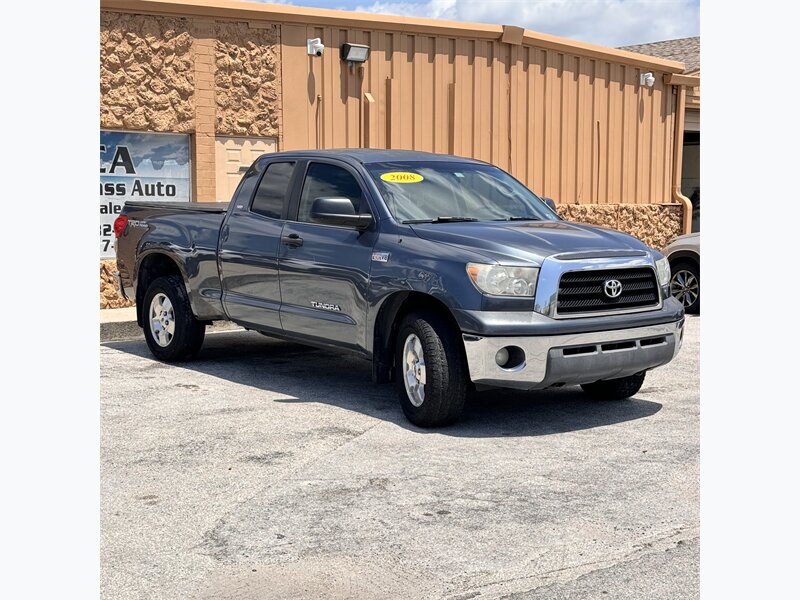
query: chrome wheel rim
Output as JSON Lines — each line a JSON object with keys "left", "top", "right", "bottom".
{"left": 149, "top": 293, "right": 175, "bottom": 347}
{"left": 670, "top": 269, "right": 699, "bottom": 308}
{"left": 402, "top": 333, "right": 426, "bottom": 407}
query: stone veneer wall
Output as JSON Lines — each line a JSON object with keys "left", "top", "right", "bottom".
{"left": 100, "top": 12, "right": 195, "bottom": 132}
{"left": 100, "top": 12, "right": 284, "bottom": 309}
{"left": 215, "top": 22, "right": 281, "bottom": 137}
{"left": 99, "top": 205, "right": 684, "bottom": 309}
{"left": 558, "top": 204, "right": 683, "bottom": 252}
{"left": 101, "top": 260, "right": 134, "bottom": 309}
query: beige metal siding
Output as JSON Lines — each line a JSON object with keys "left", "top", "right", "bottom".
{"left": 214, "top": 136, "right": 277, "bottom": 201}
{"left": 281, "top": 27, "right": 677, "bottom": 205}
{"left": 686, "top": 70, "right": 700, "bottom": 109}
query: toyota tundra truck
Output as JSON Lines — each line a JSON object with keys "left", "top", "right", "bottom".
{"left": 114, "top": 149, "right": 684, "bottom": 427}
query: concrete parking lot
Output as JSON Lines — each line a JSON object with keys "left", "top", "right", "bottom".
{"left": 101, "top": 316, "right": 699, "bottom": 599}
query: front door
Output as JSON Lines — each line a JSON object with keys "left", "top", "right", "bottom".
{"left": 278, "top": 161, "right": 378, "bottom": 352}
{"left": 218, "top": 159, "right": 296, "bottom": 332}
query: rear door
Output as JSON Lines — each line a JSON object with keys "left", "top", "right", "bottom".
{"left": 218, "top": 158, "right": 297, "bottom": 332}
{"left": 278, "top": 160, "right": 379, "bottom": 352}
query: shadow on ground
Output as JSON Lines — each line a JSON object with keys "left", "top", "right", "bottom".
{"left": 104, "top": 330, "right": 662, "bottom": 438}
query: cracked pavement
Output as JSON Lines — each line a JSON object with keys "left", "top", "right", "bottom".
{"left": 100, "top": 316, "right": 699, "bottom": 599}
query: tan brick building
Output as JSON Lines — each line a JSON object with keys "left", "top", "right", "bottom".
{"left": 99, "top": 0, "right": 699, "bottom": 308}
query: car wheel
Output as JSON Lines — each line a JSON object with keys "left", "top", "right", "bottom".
{"left": 395, "top": 312, "right": 468, "bottom": 427}
{"left": 669, "top": 260, "right": 700, "bottom": 314}
{"left": 142, "top": 275, "right": 205, "bottom": 362}
{"left": 580, "top": 372, "right": 646, "bottom": 400}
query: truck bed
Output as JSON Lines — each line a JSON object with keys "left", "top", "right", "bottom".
{"left": 116, "top": 200, "right": 231, "bottom": 322}
{"left": 124, "top": 201, "right": 230, "bottom": 213}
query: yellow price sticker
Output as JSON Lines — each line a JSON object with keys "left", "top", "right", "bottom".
{"left": 380, "top": 171, "right": 424, "bottom": 184}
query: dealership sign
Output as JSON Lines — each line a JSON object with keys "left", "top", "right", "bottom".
{"left": 100, "top": 131, "right": 191, "bottom": 258}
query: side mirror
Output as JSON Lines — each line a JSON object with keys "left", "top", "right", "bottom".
{"left": 542, "top": 197, "right": 557, "bottom": 212}
{"left": 310, "top": 197, "right": 373, "bottom": 229}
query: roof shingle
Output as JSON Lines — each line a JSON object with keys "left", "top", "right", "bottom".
{"left": 619, "top": 37, "right": 699, "bottom": 73}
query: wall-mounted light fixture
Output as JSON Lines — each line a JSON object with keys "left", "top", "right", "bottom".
{"left": 341, "top": 43, "right": 370, "bottom": 65}
{"left": 640, "top": 72, "right": 655, "bottom": 87}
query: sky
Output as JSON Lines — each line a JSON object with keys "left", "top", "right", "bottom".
{"left": 255, "top": 0, "right": 700, "bottom": 47}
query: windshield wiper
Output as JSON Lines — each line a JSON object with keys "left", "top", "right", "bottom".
{"left": 402, "top": 217, "right": 480, "bottom": 224}
{"left": 492, "top": 216, "right": 542, "bottom": 221}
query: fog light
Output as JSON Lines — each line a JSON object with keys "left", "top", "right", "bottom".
{"left": 495, "top": 345, "right": 526, "bottom": 370}
{"left": 495, "top": 347, "right": 510, "bottom": 367}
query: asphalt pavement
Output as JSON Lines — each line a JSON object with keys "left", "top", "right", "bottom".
{"left": 100, "top": 316, "right": 699, "bottom": 599}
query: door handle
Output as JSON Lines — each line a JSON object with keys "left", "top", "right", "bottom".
{"left": 281, "top": 233, "right": 303, "bottom": 247}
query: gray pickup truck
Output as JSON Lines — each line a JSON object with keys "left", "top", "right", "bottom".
{"left": 114, "top": 149, "right": 684, "bottom": 427}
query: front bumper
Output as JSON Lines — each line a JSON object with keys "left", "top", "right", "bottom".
{"left": 462, "top": 319, "right": 684, "bottom": 390}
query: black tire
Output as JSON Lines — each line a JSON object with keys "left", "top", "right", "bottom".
{"left": 580, "top": 372, "right": 646, "bottom": 400}
{"left": 394, "top": 311, "right": 468, "bottom": 427}
{"left": 669, "top": 260, "right": 700, "bottom": 314}
{"left": 142, "top": 275, "right": 205, "bottom": 362}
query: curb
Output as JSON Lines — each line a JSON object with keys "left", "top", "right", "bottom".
{"left": 100, "top": 320, "right": 241, "bottom": 343}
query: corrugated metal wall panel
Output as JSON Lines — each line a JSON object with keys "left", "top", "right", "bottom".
{"left": 281, "top": 25, "right": 677, "bottom": 204}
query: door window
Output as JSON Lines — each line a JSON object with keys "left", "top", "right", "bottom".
{"left": 251, "top": 162, "right": 295, "bottom": 219}
{"left": 297, "top": 163, "right": 367, "bottom": 223}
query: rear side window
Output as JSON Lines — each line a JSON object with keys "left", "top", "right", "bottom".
{"left": 231, "top": 160, "right": 264, "bottom": 206}
{"left": 251, "top": 162, "right": 295, "bottom": 219}
{"left": 297, "top": 163, "right": 366, "bottom": 223}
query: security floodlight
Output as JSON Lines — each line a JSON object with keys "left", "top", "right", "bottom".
{"left": 341, "top": 43, "right": 370, "bottom": 64}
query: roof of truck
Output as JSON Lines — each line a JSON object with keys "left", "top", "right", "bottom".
{"left": 261, "top": 149, "right": 487, "bottom": 165}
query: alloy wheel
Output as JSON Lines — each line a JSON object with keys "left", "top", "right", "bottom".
{"left": 670, "top": 269, "right": 699, "bottom": 309}
{"left": 149, "top": 292, "right": 176, "bottom": 347}
{"left": 402, "top": 333, "right": 427, "bottom": 407}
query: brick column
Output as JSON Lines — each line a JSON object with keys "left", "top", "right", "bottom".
{"left": 192, "top": 18, "right": 216, "bottom": 202}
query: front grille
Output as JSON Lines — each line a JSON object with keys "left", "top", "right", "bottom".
{"left": 557, "top": 268, "right": 660, "bottom": 315}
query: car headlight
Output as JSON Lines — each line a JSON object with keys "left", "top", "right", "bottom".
{"left": 655, "top": 256, "right": 671, "bottom": 287}
{"left": 466, "top": 263, "right": 539, "bottom": 297}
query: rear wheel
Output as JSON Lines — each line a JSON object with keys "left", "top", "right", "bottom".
{"left": 395, "top": 312, "right": 468, "bottom": 427}
{"left": 142, "top": 275, "right": 205, "bottom": 362}
{"left": 580, "top": 372, "right": 646, "bottom": 400}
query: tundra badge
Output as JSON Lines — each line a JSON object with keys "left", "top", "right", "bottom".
{"left": 311, "top": 301, "right": 341, "bottom": 312}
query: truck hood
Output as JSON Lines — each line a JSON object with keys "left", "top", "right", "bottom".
{"left": 409, "top": 220, "right": 652, "bottom": 264}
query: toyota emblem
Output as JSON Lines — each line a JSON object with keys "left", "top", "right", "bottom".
{"left": 603, "top": 279, "right": 623, "bottom": 298}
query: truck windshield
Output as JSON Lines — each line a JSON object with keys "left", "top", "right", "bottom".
{"left": 366, "top": 161, "right": 559, "bottom": 224}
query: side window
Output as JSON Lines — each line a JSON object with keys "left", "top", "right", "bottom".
{"left": 251, "top": 162, "right": 295, "bottom": 219}
{"left": 298, "top": 163, "right": 366, "bottom": 223}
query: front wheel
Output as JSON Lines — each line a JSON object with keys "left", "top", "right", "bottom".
{"left": 670, "top": 261, "right": 700, "bottom": 314}
{"left": 395, "top": 312, "right": 468, "bottom": 427}
{"left": 580, "top": 372, "right": 646, "bottom": 400}
{"left": 142, "top": 275, "right": 205, "bottom": 362}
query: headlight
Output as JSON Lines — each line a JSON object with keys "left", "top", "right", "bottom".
{"left": 466, "top": 263, "right": 539, "bottom": 297}
{"left": 655, "top": 256, "right": 671, "bottom": 287}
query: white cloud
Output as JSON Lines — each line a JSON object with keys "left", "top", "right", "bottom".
{"left": 351, "top": 0, "right": 699, "bottom": 47}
